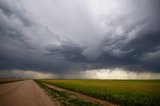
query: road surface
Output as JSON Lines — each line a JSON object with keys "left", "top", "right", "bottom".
{"left": 0, "top": 80, "right": 57, "bottom": 106}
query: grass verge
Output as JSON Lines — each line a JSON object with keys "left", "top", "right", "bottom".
{"left": 34, "top": 80, "right": 101, "bottom": 106}
{"left": 0, "top": 78, "right": 23, "bottom": 84}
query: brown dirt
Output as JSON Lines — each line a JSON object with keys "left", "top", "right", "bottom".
{"left": 44, "top": 83, "right": 120, "bottom": 106}
{"left": 0, "top": 80, "right": 59, "bottom": 106}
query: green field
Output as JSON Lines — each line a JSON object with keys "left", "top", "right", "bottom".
{"left": 35, "top": 80, "right": 101, "bottom": 106}
{"left": 38, "top": 79, "right": 160, "bottom": 106}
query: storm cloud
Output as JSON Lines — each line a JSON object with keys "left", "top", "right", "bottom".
{"left": 0, "top": 0, "right": 160, "bottom": 78}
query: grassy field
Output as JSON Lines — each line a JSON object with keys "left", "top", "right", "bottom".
{"left": 35, "top": 80, "right": 101, "bottom": 106}
{"left": 38, "top": 79, "right": 160, "bottom": 106}
{"left": 0, "top": 78, "right": 23, "bottom": 84}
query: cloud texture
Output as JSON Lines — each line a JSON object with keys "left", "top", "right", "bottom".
{"left": 0, "top": 0, "right": 160, "bottom": 78}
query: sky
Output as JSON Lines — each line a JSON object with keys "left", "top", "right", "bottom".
{"left": 0, "top": 0, "right": 160, "bottom": 79}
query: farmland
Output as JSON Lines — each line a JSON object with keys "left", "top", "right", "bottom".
{"left": 35, "top": 80, "right": 103, "bottom": 106}
{"left": 38, "top": 79, "right": 160, "bottom": 106}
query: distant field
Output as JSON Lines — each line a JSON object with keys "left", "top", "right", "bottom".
{"left": 0, "top": 78, "right": 23, "bottom": 84}
{"left": 39, "top": 79, "right": 160, "bottom": 106}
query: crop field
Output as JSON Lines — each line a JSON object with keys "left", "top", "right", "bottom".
{"left": 35, "top": 80, "right": 101, "bottom": 106}
{"left": 38, "top": 79, "right": 160, "bottom": 106}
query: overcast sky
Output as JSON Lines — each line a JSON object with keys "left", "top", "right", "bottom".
{"left": 0, "top": 0, "right": 160, "bottom": 79}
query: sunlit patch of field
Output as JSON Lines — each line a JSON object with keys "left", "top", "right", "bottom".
{"left": 38, "top": 79, "right": 160, "bottom": 106}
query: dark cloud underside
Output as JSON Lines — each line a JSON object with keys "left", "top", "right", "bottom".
{"left": 0, "top": 0, "right": 160, "bottom": 78}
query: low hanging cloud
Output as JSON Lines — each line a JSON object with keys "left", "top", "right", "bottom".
{"left": 82, "top": 68, "right": 160, "bottom": 79}
{"left": 0, "top": 70, "right": 58, "bottom": 79}
{"left": 0, "top": 0, "right": 160, "bottom": 78}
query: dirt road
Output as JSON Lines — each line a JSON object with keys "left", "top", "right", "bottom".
{"left": 0, "top": 80, "right": 57, "bottom": 106}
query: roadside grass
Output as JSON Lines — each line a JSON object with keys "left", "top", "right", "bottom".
{"left": 0, "top": 78, "right": 23, "bottom": 84}
{"left": 34, "top": 80, "right": 101, "bottom": 106}
{"left": 38, "top": 79, "right": 160, "bottom": 106}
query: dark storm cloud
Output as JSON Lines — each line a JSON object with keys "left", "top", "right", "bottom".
{"left": 102, "top": 31, "right": 160, "bottom": 72}
{"left": 0, "top": 1, "right": 33, "bottom": 27}
{"left": 45, "top": 43, "right": 87, "bottom": 62}
{"left": 0, "top": 0, "right": 160, "bottom": 78}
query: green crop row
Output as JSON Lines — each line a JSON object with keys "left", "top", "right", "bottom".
{"left": 38, "top": 80, "right": 160, "bottom": 106}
